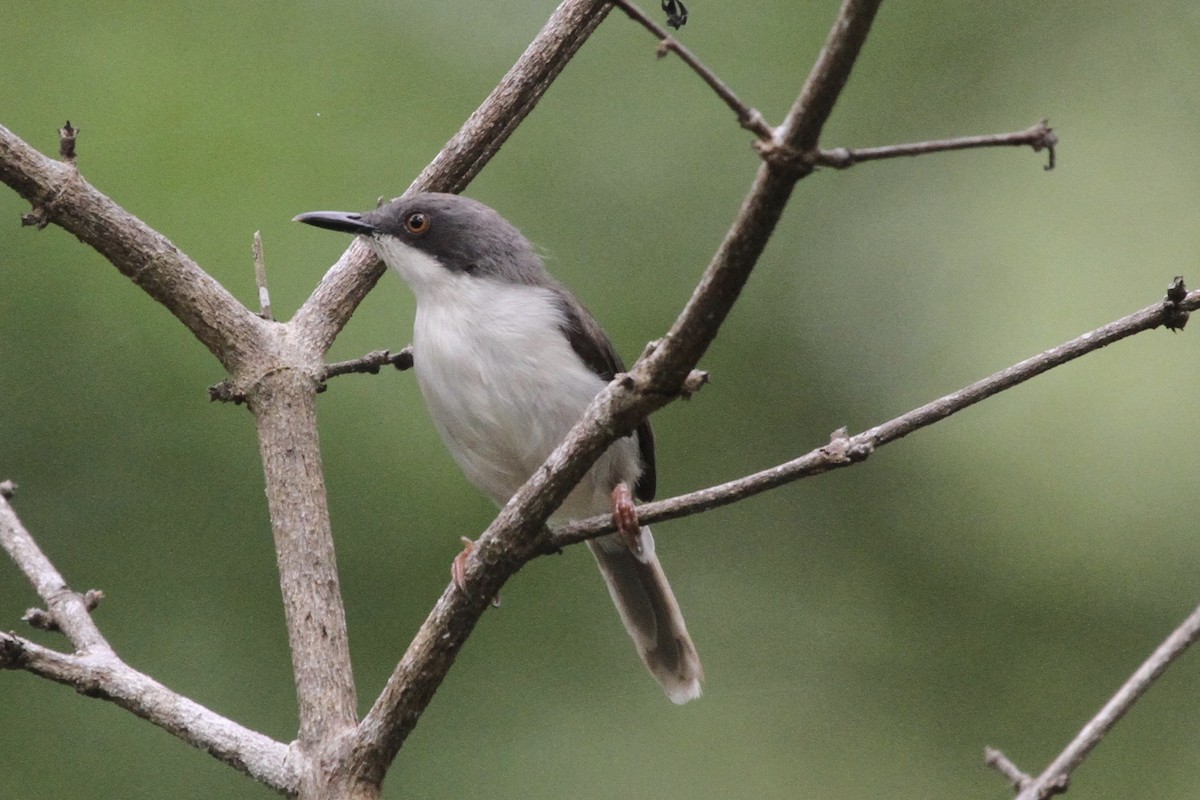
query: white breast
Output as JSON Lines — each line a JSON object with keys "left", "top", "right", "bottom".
{"left": 377, "top": 239, "right": 642, "bottom": 520}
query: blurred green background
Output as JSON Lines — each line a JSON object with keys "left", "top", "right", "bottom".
{"left": 3, "top": 1, "right": 1200, "bottom": 797}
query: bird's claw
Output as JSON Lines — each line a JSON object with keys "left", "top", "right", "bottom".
{"left": 611, "top": 482, "right": 643, "bottom": 556}
{"left": 452, "top": 537, "right": 501, "bottom": 608}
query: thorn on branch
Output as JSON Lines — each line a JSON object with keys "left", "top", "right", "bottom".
{"left": 23, "top": 589, "right": 105, "bottom": 633}
{"left": 1029, "top": 119, "right": 1058, "bottom": 171}
{"left": 0, "top": 634, "right": 25, "bottom": 668}
{"left": 59, "top": 121, "right": 78, "bottom": 161}
{"left": 984, "top": 746, "right": 1033, "bottom": 791}
{"left": 0, "top": 480, "right": 16, "bottom": 499}
{"left": 208, "top": 380, "right": 247, "bottom": 405}
{"left": 1162, "top": 275, "right": 1189, "bottom": 331}
{"left": 20, "top": 207, "right": 50, "bottom": 230}
{"left": 680, "top": 369, "right": 709, "bottom": 399}
{"left": 20, "top": 121, "right": 84, "bottom": 229}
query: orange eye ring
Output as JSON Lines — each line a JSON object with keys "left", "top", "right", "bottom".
{"left": 404, "top": 212, "right": 430, "bottom": 236}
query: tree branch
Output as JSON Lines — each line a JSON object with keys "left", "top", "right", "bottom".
{"left": 988, "top": 599, "right": 1200, "bottom": 799}
{"left": 1, "top": 481, "right": 110, "bottom": 653}
{"left": 0, "top": 124, "right": 267, "bottom": 373}
{"left": 776, "top": 0, "right": 884, "bottom": 155}
{"left": 549, "top": 282, "right": 1200, "bottom": 548}
{"left": 348, "top": 0, "right": 885, "bottom": 784}
{"left": 320, "top": 348, "right": 413, "bottom": 383}
{"left": 610, "top": 0, "right": 773, "bottom": 139}
{"left": 0, "top": 487, "right": 296, "bottom": 794}
{"left": 252, "top": 371, "right": 359, "bottom": 743}
{"left": 290, "top": 0, "right": 616, "bottom": 357}
{"left": 815, "top": 119, "right": 1058, "bottom": 170}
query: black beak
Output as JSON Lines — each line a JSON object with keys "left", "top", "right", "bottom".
{"left": 292, "top": 210, "right": 377, "bottom": 235}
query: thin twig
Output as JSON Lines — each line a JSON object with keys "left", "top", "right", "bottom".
{"left": 816, "top": 119, "right": 1059, "bottom": 171}
{"left": 551, "top": 284, "right": 1200, "bottom": 548}
{"left": 253, "top": 230, "right": 272, "bottom": 320}
{"left": 995, "top": 600, "right": 1200, "bottom": 800}
{"left": 985, "top": 747, "right": 1033, "bottom": 791}
{"left": 610, "top": 0, "right": 773, "bottom": 139}
{"left": 320, "top": 347, "right": 413, "bottom": 382}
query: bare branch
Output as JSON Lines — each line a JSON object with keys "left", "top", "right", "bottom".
{"left": 990, "top": 599, "right": 1200, "bottom": 800}
{"left": 551, "top": 283, "right": 1200, "bottom": 548}
{"left": 291, "top": 0, "right": 616, "bottom": 357}
{"left": 252, "top": 371, "right": 358, "bottom": 742}
{"left": 254, "top": 230, "right": 273, "bottom": 320}
{"left": 0, "top": 491, "right": 295, "bottom": 792}
{"left": 0, "top": 633, "right": 296, "bottom": 794}
{"left": 320, "top": 347, "right": 414, "bottom": 383}
{"left": 816, "top": 119, "right": 1059, "bottom": 170}
{"left": 610, "top": 0, "right": 773, "bottom": 139}
{"left": 985, "top": 747, "right": 1033, "bottom": 791}
{"left": 775, "top": 0, "right": 884, "bottom": 155}
{"left": 0, "top": 486, "right": 110, "bottom": 653}
{"left": 24, "top": 589, "right": 104, "bottom": 633}
{"left": 0, "top": 124, "right": 267, "bottom": 373}
{"left": 348, "top": 0, "right": 885, "bottom": 784}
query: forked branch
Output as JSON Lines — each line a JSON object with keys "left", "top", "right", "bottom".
{"left": 988, "top": 599, "right": 1200, "bottom": 799}
{"left": 0, "top": 485, "right": 295, "bottom": 793}
{"left": 551, "top": 281, "right": 1198, "bottom": 548}
{"left": 348, "top": 0, "right": 888, "bottom": 784}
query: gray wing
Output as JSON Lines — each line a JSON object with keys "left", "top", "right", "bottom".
{"left": 551, "top": 288, "right": 657, "bottom": 502}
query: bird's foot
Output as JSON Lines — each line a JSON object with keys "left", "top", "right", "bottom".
{"left": 451, "top": 537, "right": 501, "bottom": 608}
{"left": 611, "top": 482, "right": 643, "bottom": 557}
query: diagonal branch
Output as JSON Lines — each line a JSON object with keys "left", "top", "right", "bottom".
{"left": 291, "top": 0, "right": 616, "bottom": 356}
{"left": 1, "top": 481, "right": 110, "bottom": 653}
{"left": 610, "top": 0, "right": 773, "bottom": 138}
{"left": 988, "top": 599, "right": 1200, "bottom": 800}
{"left": 0, "top": 487, "right": 295, "bottom": 794}
{"left": 0, "top": 125, "right": 266, "bottom": 373}
{"left": 777, "top": 0, "right": 884, "bottom": 155}
{"left": 0, "top": 633, "right": 296, "bottom": 794}
{"left": 348, "top": 0, "right": 885, "bottom": 786}
{"left": 550, "top": 283, "right": 1200, "bottom": 548}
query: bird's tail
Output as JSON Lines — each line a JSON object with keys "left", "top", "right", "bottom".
{"left": 587, "top": 528, "right": 702, "bottom": 704}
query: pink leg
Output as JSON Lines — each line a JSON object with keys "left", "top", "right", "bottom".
{"left": 451, "top": 537, "right": 501, "bottom": 607}
{"left": 451, "top": 536, "right": 474, "bottom": 593}
{"left": 611, "top": 482, "right": 643, "bottom": 557}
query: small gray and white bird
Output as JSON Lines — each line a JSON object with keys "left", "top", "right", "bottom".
{"left": 295, "top": 193, "right": 702, "bottom": 703}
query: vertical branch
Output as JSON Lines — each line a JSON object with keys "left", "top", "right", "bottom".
{"left": 251, "top": 368, "right": 358, "bottom": 742}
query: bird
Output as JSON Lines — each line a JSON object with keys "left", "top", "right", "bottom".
{"left": 295, "top": 193, "right": 702, "bottom": 703}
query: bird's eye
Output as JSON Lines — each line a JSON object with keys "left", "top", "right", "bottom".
{"left": 404, "top": 212, "right": 430, "bottom": 236}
